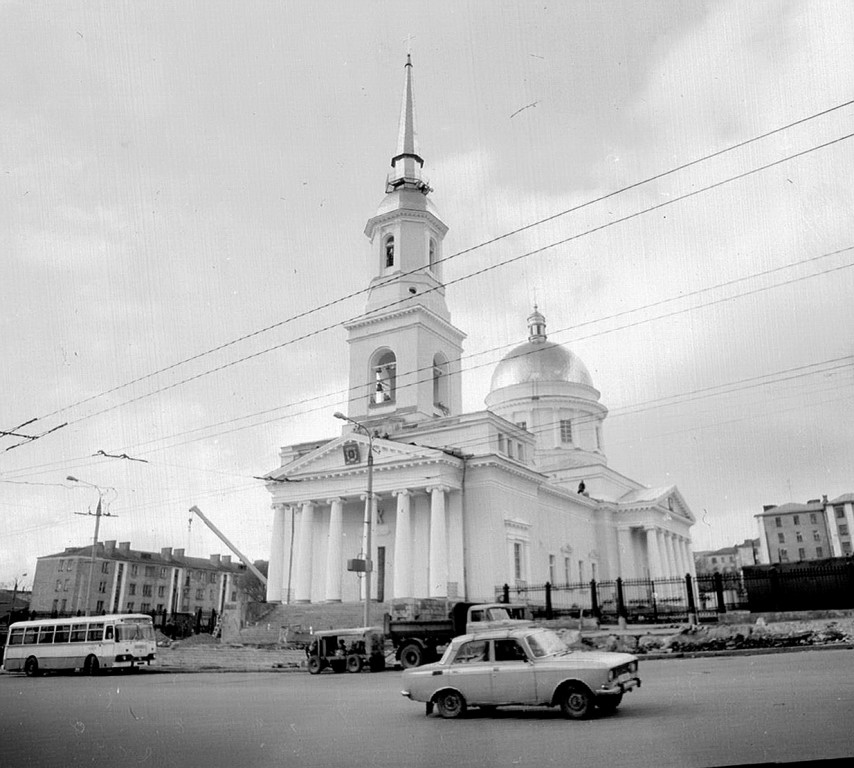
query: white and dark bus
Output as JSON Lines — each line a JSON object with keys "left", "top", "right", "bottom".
{"left": 2, "top": 614, "right": 156, "bottom": 676}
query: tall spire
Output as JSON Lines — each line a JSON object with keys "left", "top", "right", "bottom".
{"left": 387, "top": 55, "right": 429, "bottom": 194}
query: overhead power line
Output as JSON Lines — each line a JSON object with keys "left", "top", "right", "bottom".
{"left": 21, "top": 98, "right": 854, "bottom": 427}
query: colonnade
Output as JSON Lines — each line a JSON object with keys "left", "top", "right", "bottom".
{"left": 266, "top": 486, "right": 452, "bottom": 604}
{"left": 642, "top": 526, "right": 695, "bottom": 580}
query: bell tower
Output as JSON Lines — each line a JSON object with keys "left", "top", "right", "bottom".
{"left": 344, "top": 56, "right": 465, "bottom": 429}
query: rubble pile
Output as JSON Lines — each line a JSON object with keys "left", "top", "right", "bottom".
{"left": 567, "top": 618, "right": 854, "bottom": 656}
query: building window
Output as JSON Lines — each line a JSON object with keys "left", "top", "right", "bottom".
{"left": 813, "top": 530, "right": 821, "bottom": 541}
{"left": 95, "top": 600, "right": 104, "bottom": 613}
{"left": 371, "top": 351, "right": 397, "bottom": 404}
{"left": 564, "top": 557, "right": 571, "bottom": 585}
{"left": 711, "top": 557, "right": 717, "bottom": 564}
{"left": 142, "top": 584, "right": 153, "bottom": 597}
{"left": 779, "top": 549, "right": 788, "bottom": 562}
{"left": 101, "top": 562, "right": 109, "bottom": 573}
{"left": 231, "top": 591, "right": 237, "bottom": 602}
{"left": 793, "top": 515, "right": 800, "bottom": 525}
{"left": 130, "top": 565, "right": 138, "bottom": 576}
{"left": 516, "top": 421, "right": 527, "bottom": 431}
{"left": 158, "top": 586, "right": 166, "bottom": 598}
{"left": 775, "top": 517, "right": 782, "bottom": 527}
{"left": 64, "top": 579, "right": 70, "bottom": 591}
{"left": 126, "top": 602, "right": 134, "bottom": 612}
{"left": 513, "top": 542, "right": 522, "bottom": 581}
{"left": 384, "top": 235, "right": 395, "bottom": 268}
{"left": 810, "top": 513, "right": 817, "bottom": 524}
{"left": 51, "top": 599, "right": 59, "bottom": 613}
{"left": 839, "top": 524, "right": 849, "bottom": 537}
{"left": 578, "top": 561, "right": 584, "bottom": 582}
{"left": 429, "top": 238, "right": 437, "bottom": 269}
{"left": 843, "top": 541, "right": 852, "bottom": 554}
{"left": 798, "top": 548, "right": 806, "bottom": 560}
{"left": 55, "top": 579, "right": 62, "bottom": 591}
{"left": 160, "top": 567, "right": 168, "bottom": 578}
{"left": 145, "top": 566, "right": 156, "bottom": 577}
{"left": 816, "top": 547, "right": 824, "bottom": 558}
{"left": 141, "top": 603, "right": 150, "bottom": 612}
{"left": 777, "top": 533, "right": 785, "bottom": 543}
{"left": 209, "top": 573, "right": 217, "bottom": 584}
{"left": 98, "top": 582, "right": 107, "bottom": 594}
{"left": 58, "top": 559, "right": 65, "bottom": 572}
{"left": 835, "top": 505, "right": 845, "bottom": 518}
{"left": 195, "top": 588, "right": 204, "bottom": 600}
{"left": 60, "top": 599, "right": 67, "bottom": 612}
{"left": 128, "top": 583, "right": 136, "bottom": 595}
{"left": 559, "top": 420, "right": 572, "bottom": 444}
{"left": 796, "top": 532, "right": 803, "bottom": 543}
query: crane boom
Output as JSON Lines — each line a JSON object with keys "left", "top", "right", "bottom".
{"left": 189, "top": 505, "right": 267, "bottom": 585}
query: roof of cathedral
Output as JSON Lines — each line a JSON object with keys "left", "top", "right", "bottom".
{"left": 489, "top": 308, "right": 594, "bottom": 391}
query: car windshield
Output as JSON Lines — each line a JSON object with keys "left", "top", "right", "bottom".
{"left": 525, "top": 629, "right": 567, "bottom": 658}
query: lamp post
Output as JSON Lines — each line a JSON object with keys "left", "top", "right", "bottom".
{"left": 334, "top": 412, "right": 374, "bottom": 627}
{"left": 67, "top": 476, "right": 115, "bottom": 615}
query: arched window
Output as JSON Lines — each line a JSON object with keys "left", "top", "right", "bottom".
{"left": 384, "top": 235, "right": 395, "bottom": 268}
{"left": 371, "top": 350, "right": 396, "bottom": 405}
{"left": 429, "top": 238, "right": 437, "bottom": 269}
{"left": 433, "top": 353, "right": 448, "bottom": 412}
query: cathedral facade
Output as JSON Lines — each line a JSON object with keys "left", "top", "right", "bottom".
{"left": 264, "top": 57, "right": 695, "bottom": 605}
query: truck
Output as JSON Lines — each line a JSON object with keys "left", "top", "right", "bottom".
{"left": 383, "top": 599, "right": 533, "bottom": 668}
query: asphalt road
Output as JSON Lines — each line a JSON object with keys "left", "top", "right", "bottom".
{"left": 0, "top": 649, "right": 852, "bottom": 768}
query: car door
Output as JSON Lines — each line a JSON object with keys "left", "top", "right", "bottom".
{"left": 445, "top": 639, "right": 492, "bottom": 704}
{"left": 490, "top": 638, "right": 538, "bottom": 705}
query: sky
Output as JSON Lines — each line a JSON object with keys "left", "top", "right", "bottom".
{"left": 2, "top": 0, "right": 853, "bottom": 589}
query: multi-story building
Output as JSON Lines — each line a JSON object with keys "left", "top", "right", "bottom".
{"left": 30, "top": 540, "right": 249, "bottom": 618}
{"left": 756, "top": 494, "right": 853, "bottom": 564}
{"left": 694, "top": 538, "right": 760, "bottom": 575}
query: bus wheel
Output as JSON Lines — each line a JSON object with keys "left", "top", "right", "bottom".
{"left": 24, "top": 657, "right": 40, "bottom": 677}
{"left": 84, "top": 655, "right": 100, "bottom": 676}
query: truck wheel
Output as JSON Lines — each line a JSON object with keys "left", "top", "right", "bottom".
{"left": 399, "top": 643, "right": 423, "bottom": 669}
{"left": 307, "top": 657, "right": 322, "bottom": 675}
{"left": 436, "top": 690, "right": 467, "bottom": 719}
{"left": 346, "top": 654, "right": 363, "bottom": 673}
{"left": 559, "top": 684, "right": 593, "bottom": 719}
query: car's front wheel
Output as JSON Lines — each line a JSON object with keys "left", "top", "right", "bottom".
{"left": 435, "top": 690, "right": 467, "bottom": 719}
{"left": 596, "top": 692, "right": 623, "bottom": 713}
{"left": 559, "top": 684, "right": 593, "bottom": 719}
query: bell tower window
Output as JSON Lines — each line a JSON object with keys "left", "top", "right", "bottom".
{"left": 371, "top": 350, "right": 397, "bottom": 405}
{"left": 429, "top": 238, "right": 437, "bottom": 269}
{"left": 384, "top": 235, "right": 395, "bottom": 268}
{"left": 432, "top": 353, "right": 449, "bottom": 413}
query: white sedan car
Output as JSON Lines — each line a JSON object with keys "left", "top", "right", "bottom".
{"left": 401, "top": 626, "right": 640, "bottom": 719}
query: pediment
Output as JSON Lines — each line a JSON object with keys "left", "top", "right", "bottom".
{"left": 617, "top": 485, "right": 696, "bottom": 524}
{"left": 266, "top": 434, "right": 450, "bottom": 480}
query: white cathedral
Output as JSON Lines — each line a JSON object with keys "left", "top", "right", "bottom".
{"left": 264, "top": 57, "right": 696, "bottom": 606}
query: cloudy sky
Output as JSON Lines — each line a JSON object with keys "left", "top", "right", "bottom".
{"left": 2, "top": 0, "right": 852, "bottom": 588}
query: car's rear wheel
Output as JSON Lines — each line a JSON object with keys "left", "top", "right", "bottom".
{"left": 559, "top": 684, "right": 593, "bottom": 719}
{"left": 346, "top": 654, "right": 363, "bottom": 673}
{"left": 596, "top": 692, "right": 623, "bottom": 713}
{"left": 436, "top": 690, "right": 467, "bottom": 719}
{"left": 24, "top": 656, "right": 39, "bottom": 677}
{"left": 307, "top": 656, "right": 322, "bottom": 675}
{"left": 399, "top": 643, "right": 423, "bottom": 669}
{"left": 84, "top": 655, "right": 100, "bottom": 676}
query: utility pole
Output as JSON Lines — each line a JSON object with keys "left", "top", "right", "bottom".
{"left": 68, "top": 476, "right": 116, "bottom": 615}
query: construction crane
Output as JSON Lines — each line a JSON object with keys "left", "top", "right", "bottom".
{"left": 188, "top": 505, "right": 267, "bottom": 585}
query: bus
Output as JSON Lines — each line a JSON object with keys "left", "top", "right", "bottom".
{"left": 2, "top": 614, "right": 156, "bottom": 676}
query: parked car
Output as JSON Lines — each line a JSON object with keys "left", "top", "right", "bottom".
{"left": 401, "top": 626, "right": 640, "bottom": 719}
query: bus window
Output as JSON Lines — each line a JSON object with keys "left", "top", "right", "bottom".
{"left": 54, "top": 625, "right": 70, "bottom": 643}
{"left": 38, "top": 626, "right": 55, "bottom": 644}
{"left": 23, "top": 628, "right": 38, "bottom": 645}
{"left": 9, "top": 628, "right": 24, "bottom": 645}
{"left": 70, "top": 624, "right": 87, "bottom": 643}
{"left": 105, "top": 626, "right": 114, "bottom": 641}
{"left": 87, "top": 623, "right": 104, "bottom": 642}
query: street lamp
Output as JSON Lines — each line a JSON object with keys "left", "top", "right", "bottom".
{"left": 333, "top": 412, "right": 374, "bottom": 628}
{"left": 10, "top": 572, "right": 27, "bottom": 623}
{"left": 67, "top": 476, "right": 115, "bottom": 615}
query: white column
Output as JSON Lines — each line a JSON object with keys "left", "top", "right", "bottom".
{"left": 428, "top": 486, "right": 448, "bottom": 598}
{"left": 325, "top": 498, "right": 344, "bottom": 602}
{"left": 392, "top": 490, "right": 413, "bottom": 599}
{"left": 666, "top": 533, "right": 679, "bottom": 579}
{"left": 293, "top": 501, "right": 315, "bottom": 603}
{"left": 266, "top": 504, "right": 286, "bottom": 602}
{"left": 645, "top": 527, "right": 663, "bottom": 579}
{"left": 685, "top": 537, "right": 697, "bottom": 578}
{"left": 677, "top": 536, "right": 690, "bottom": 578}
{"left": 617, "top": 528, "right": 635, "bottom": 579}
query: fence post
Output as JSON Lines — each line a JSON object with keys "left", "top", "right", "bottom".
{"left": 714, "top": 572, "right": 726, "bottom": 614}
{"left": 616, "top": 577, "right": 627, "bottom": 628}
{"left": 685, "top": 574, "right": 698, "bottom": 624}
{"left": 545, "top": 581, "right": 553, "bottom": 620}
{"left": 502, "top": 583, "right": 510, "bottom": 604}
{"left": 650, "top": 581, "right": 658, "bottom": 623}
{"left": 589, "top": 579, "right": 600, "bottom": 624}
